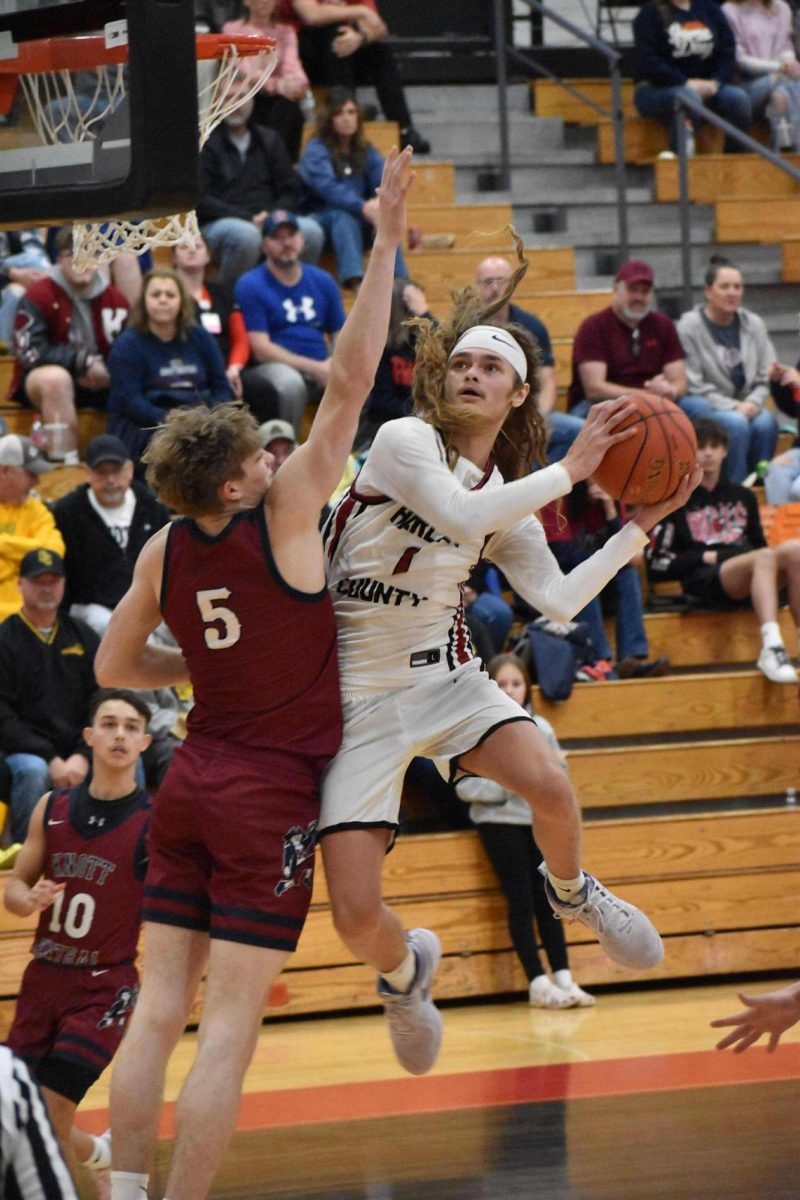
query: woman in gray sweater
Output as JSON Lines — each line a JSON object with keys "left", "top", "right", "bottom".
{"left": 677, "top": 257, "right": 779, "bottom": 481}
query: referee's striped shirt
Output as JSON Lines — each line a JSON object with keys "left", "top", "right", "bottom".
{"left": 0, "top": 1046, "right": 77, "bottom": 1199}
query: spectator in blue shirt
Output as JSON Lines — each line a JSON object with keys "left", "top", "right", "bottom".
{"left": 234, "top": 210, "right": 346, "bottom": 433}
{"left": 298, "top": 88, "right": 407, "bottom": 288}
{"left": 108, "top": 269, "right": 232, "bottom": 467}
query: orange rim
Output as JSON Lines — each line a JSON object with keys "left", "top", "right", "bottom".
{"left": 0, "top": 31, "right": 275, "bottom": 74}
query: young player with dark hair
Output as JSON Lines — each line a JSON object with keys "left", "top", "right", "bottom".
{"left": 4, "top": 688, "right": 153, "bottom": 1196}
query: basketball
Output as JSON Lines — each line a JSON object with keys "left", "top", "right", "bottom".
{"left": 592, "top": 393, "right": 697, "bottom": 505}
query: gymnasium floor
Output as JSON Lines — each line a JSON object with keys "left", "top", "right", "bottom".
{"left": 79, "top": 979, "right": 800, "bottom": 1199}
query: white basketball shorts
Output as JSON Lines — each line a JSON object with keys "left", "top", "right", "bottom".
{"left": 318, "top": 658, "right": 533, "bottom": 836}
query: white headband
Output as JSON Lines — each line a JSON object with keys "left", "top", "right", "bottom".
{"left": 448, "top": 325, "right": 527, "bottom": 383}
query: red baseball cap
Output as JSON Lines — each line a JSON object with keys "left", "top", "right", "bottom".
{"left": 615, "top": 260, "right": 654, "bottom": 285}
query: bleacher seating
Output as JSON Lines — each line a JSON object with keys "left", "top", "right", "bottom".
{"left": 1, "top": 92, "right": 798, "bottom": 1033}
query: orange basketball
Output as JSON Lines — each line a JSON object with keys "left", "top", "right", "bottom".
{"left": 592, "top": 393, "right": 697, "bottom": 505}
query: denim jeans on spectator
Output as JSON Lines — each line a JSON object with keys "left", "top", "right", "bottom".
{"left": 0, "top": 248, "right": 51, "bottom": 343}
{"left": 546, "top": 409, "right": 584, "bottom": 463}
{"left": 678, "top": 395, "right": 779, "bottom": 482}
{"left": 314, "top": 207, "right": 407, "bottom": 284}
{"left": 550, "top": 544, "right": 649, "bottom": 665}
{"left": 467, "top": 592, "right": 514, "bottom": 656}
{"left": 634, "top": 82, "right": 752, "bottom": 152}
{"left": 5, "top": 753, "right": 50, "bottom": 842}
{"left": 764, "top": 447, "right": 800, "bottom": 504}
{"left": 201, "top": 215, "right": 325, "bottom": 299}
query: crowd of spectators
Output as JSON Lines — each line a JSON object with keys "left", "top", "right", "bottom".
{"left": 0, "top": 0, "right": 798, "bottom": 858}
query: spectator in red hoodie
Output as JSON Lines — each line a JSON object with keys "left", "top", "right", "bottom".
{"left": 11, "top": 227, "right": 129, "bottom": 464}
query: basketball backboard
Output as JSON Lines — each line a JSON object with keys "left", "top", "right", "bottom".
{"left": 0, "top": 0, "right": 200, "bottom": 227}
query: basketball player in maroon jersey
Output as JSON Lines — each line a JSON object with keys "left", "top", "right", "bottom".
{"left": 4, "top": 689, "right": 153, "bottom": 1197}
{"left": 95, "top": 146, "right": 413, "bottom": 1200}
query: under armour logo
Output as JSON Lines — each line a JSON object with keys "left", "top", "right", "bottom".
{"left": 88, "top": 815, "right": 106, "bottom": 827}
{"left": 282, "top": 296, "right": 317, "bottom": 324}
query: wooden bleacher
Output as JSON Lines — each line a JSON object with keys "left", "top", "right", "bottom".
{"left": 532, "top": 78, "right": 776, "bottom": 166}
{"left": 716, "top": 196, "right": 800, "bottom": 245}
{"left": 655, "top": 153, "right": 800, "bottom": 204}
{"left": 0, "top": 112, "right": 798, "bottom": 1029}
{"left": 1, "top": 609, "right": 797, "bottom": 1027}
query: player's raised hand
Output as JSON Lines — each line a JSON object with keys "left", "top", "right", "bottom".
{"left": 561, "top": 396, "right": 638, "bottom": 484}
{"left": 374, "top": 145, "right": 415, "bottom": 251}
{"left": 630, "top": 463, "right": 703, "bottom": 534}
{"left": 711, "top": 982, "right": 800, "bottom": 1053}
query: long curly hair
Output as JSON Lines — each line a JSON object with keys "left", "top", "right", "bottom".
{"left": 410, "top": 230, "right": 547, "bottom": 481}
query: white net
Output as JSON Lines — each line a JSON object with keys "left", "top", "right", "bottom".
{"left": 14, "top": 38, "right": 278, "bottom": 269}
{"left": 20, "top": 63, "right": 128, "bottom": 144}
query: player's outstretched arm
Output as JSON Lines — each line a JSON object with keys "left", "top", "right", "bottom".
{"left": 96, "top": 528, "right": 189, "bottom": 690}
{"left": 711, "top": 982, "right": 800, "bottom": 1052}
{"left": 4, "top": 796, "right": 65, "bottom": 918}
{"left": 272, "top": 145, "right": 414, "bottom": 516}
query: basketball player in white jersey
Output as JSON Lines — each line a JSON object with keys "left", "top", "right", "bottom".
{"left": 320, "top": 272, "right": 701, "bottom": 1075}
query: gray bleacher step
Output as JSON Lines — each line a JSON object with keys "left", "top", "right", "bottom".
{"left": 454, "top": 186, "right": 651, "bottom": 209}
{"left": 413, "top": 114, "right": 565, "bottom": 156}
{"left": 515, "top": 202, "right": 715, "bottom": 246}
{"left": 573, "top": 243, "right": 784, "bottom": 290}
{"left": 456, "top": 165, "right": 651, "bottom": 197}
{"left": 358, "top": 82, "right": 534, "bottom": 117}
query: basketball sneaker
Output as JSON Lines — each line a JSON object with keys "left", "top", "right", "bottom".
{"left": 528, "top": 976, "right": 573, "bottom": 1008}
{"left": 539, "top": 866, "right": 664, "bottom": 969}
{"left": 558, "top": 981, "right": 596, "bottom": 1007}
{"left": 377, "top": 928, "right": 442, "bottom": 1075}
{"left": 757, "top": 646, "right": 798, "bottom": 684}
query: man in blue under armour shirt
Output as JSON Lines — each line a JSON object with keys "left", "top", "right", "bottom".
{"left": 234, "top": 211, "right": 346, "bottom": 435}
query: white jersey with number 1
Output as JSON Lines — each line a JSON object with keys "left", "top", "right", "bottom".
{"left": 322, "top": 417, "right": 648, "bottom": 693}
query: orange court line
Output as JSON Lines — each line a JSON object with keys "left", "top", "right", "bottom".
{"left": 81, "top": 1043, "right": 800, "bottom": 1136}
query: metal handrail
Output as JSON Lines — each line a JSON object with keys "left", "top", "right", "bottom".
{"left": 491, "top": 0, "right": 629, "bottom": 260}
{"left": 674, "top": 92, "right": 800, "bottom": 311}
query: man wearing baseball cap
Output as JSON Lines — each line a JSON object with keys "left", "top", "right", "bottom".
{"left": 0, "top": 547, "right": 98, "bottom": 841}
{"left": 52, "top": 434, "right": 169, "bottom": 636}
{"left": 0, "top": 434, "right": 64, "bottom": 621}
{"left": 234, "top": 209, "right": 346, "bottom": 436}
{"left": 568, "top": 259, "right": 701, "bottom": 416}
{"left": 258, "top": 418, "right": 297, "bottom": 470}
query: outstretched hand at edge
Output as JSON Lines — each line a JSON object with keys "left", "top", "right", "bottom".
{"left": 630, "top": 464, "right": 703, "bottom": 535}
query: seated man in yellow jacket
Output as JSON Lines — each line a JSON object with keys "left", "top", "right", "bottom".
{"left": 0, "top": 435, "right": 64, "bottom": 621}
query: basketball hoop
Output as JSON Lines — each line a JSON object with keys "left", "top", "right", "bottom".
{"left": 0, "top": 29, "right": 277, "bottom": 268}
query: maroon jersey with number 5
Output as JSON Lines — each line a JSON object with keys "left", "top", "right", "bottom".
{"left": 160, "top": 505, "right": 343, "bottom": 759}
{"left": 32, "top": 784, "right": 151, "bottom": 969}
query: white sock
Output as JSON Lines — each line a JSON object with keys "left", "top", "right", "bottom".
{"left": 553, "top": 969, "right": 574, "bottom": 989}
{"left": 82, "top": 1133, "right": 111, "bottom": 1170}
{"left": 548, "top": 870, "right": 586, "bottom": 903}
{"left": 110, "top": 1171, "right": 149, "bottom": 1200}
{"left": 381, "top": 947, "right": 416, "bottom": 993}
{"left": 761, "top": 621, "right": 783, "bottom": 650}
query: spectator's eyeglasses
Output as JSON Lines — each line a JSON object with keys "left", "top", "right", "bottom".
{"left": 630, "top": 327, "right": 641, "bottom": 357}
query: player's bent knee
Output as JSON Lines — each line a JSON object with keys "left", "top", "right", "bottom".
{"left": 330, "top": 893, "right": 383, "bottom": 945}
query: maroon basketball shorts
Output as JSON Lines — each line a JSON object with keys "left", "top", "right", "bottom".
{"left": 7, "top": 958, "right": 139, "bottom": 1102}
{"left": 144, "top": 733, "right": 324, "bottom": 951}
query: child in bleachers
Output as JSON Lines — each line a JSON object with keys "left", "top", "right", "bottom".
{"left": 646, "top": 416, "right": 800, "bottom": 684}
{"left": 457, "top": 654, "right": 594, "bottom": 1009}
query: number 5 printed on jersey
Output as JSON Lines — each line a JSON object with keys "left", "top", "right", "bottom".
{"left": 196, "top": 588, "right": 242, "bottom": 649}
